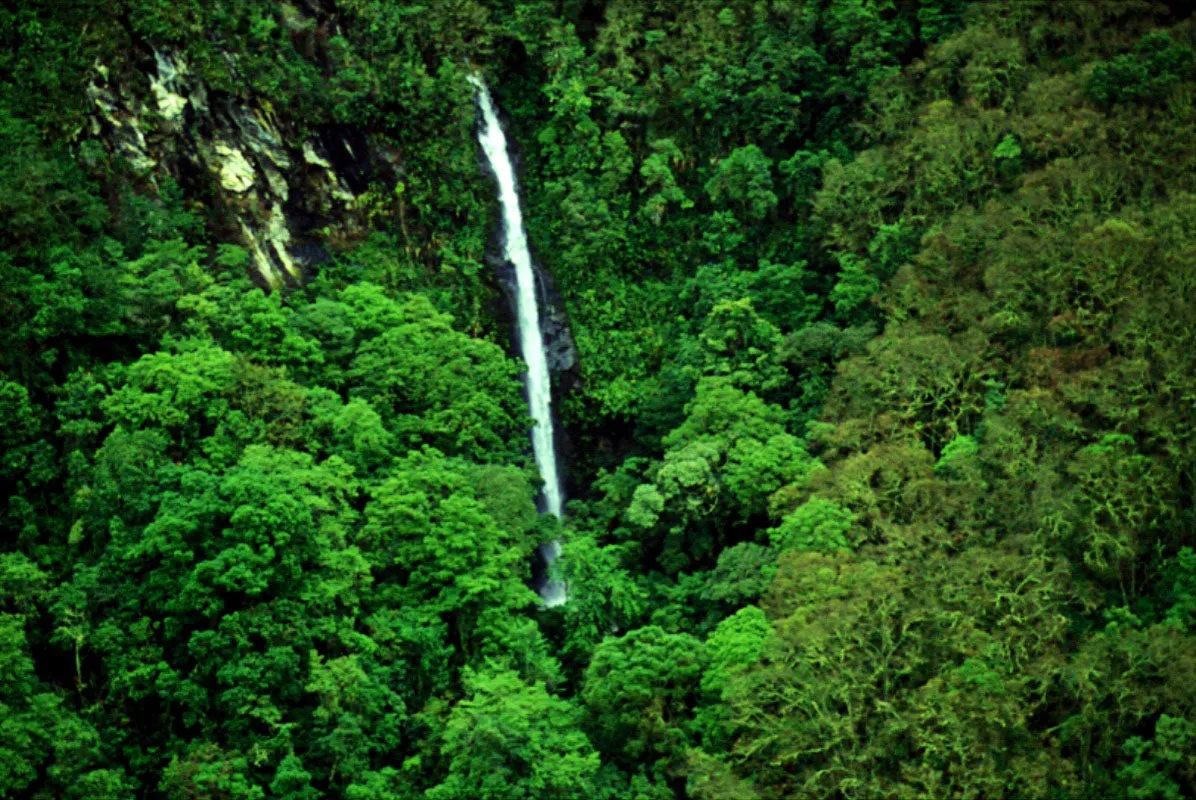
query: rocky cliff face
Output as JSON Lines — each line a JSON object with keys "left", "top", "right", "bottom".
{"left": 85, "top": 26, "right": 579, "bottom": 379}
{"left": 86, "top": 44, "right": 389, "bottom": 288}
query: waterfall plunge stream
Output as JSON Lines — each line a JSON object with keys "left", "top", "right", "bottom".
{"left": 469, "top": 75, "right": 567, "bottom": 607}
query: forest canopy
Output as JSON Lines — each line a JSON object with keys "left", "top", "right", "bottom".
{"left": 2, "top": 1, "right": 1196, "bottom": 799}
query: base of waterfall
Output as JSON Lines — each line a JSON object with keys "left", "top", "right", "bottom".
{"left": 538, "top": 540, "right": 567, "bottom": 607}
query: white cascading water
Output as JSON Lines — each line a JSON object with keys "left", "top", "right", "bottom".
{"left": 469, "top": 75, "right": 567, "bottom": 607}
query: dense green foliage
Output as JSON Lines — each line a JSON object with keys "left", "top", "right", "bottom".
{"left": 3, "top": 1, "right": 1196, "bottom": 798}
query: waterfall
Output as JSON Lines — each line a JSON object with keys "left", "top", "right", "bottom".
{"left": 469, "top": 75, "right": 567, "bottom": 607}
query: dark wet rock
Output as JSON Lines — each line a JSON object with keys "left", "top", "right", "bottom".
{"left": 542, "top": 304, "right": 576, "bottom": 373}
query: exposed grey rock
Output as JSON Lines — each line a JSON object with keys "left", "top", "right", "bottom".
{"left": 149, "top": 50, "right": 188, "bottom": 125}
{"left": 302, "top": 141, "right": 332, "bottom": 169}
{"left": 301, "top": 139, "right": 358, "bottom": 211}
{"left": 85, "top": 41, "right": 379, "bottom": 288}
{"left": 542, "top": 304, "right": 577, "bottom": 373}
{"left": 232, "top": 105, "right": 290, "bottom": 170}
{"left": 214, "top": 143, "right": 256, "bottom": 193}
{"left": 86, "top": 77, "right": 157, "bottom": 177}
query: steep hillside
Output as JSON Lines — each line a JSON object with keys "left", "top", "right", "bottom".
{"left": 2, "top": 2, "right": 1195, "bottom": 799}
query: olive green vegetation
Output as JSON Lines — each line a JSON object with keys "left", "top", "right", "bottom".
{"left": 3, "top": 1, "right": 1196, "bottom": 798}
